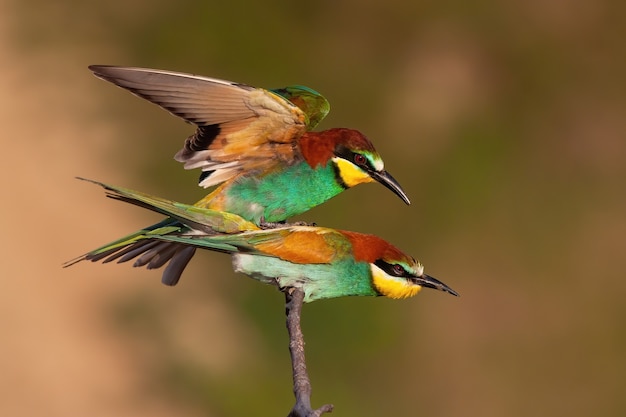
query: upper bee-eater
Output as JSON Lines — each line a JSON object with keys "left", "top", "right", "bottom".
{"left": 65, "top": 179, "right": 457, "bottom": 302}
{"left": 87, "top": 65, "right": 412, "bottom": 284}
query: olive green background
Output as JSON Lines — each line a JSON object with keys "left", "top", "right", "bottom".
{"left": 2, "top": 0, "right": 625, "bottom": 416}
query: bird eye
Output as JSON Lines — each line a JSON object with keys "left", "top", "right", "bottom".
{"left": 354, "top": 153, "right": 367, "bottom": 166}
{"left": 392, "top": 264, "right": 405, "bottom": 276}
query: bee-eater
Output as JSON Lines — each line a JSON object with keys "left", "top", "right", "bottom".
{"left": 65, "top": 179, "right": 457, "bottom": 302}
{"left": 88, "top": 65, "right": 412, "bottom": 284}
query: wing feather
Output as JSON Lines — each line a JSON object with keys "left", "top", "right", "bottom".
{"left": 89, "top": 65, "right": 308, "bottom": 187}
{"left": 153, "top": 227, "right": 343, "bottom": 265}
{"left": 252, "top": 229, "right": 338, "bottom": 264}
{"left": 89, "top": 66, "right": 255, "bottom": 125}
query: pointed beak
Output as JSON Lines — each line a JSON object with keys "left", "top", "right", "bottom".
{"left": 370, "top": 170, "right": 411, "bottom": 205}
{"left": 413, "top": 274, "right": 459, "bottom": 297}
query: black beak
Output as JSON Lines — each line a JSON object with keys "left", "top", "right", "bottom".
{"left": 414, "top": 274, "right": 459, "bottom": 297}
{"left": 370, "top": 170, "right": 411, "bottom": 205}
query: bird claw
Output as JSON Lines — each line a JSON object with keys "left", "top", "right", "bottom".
{"left": 290, "top": 221, "right": 317, "bottom": 227}
{"left": 260, "top": 218, "right": 317, "bottom": 229}
{"left": 260, "top": 220, "right": 285, "bottom": 229}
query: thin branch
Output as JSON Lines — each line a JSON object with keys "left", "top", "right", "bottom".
{"left": 285, "top": 288, "right": 333, "bottom": 417}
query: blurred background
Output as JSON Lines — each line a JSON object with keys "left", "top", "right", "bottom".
{"left": 2, "top": 0, "right": 625, "bottom": 416}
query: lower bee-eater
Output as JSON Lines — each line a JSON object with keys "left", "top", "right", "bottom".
{"left": 65, "top": 179, "right": 457, "bottom": 302}
{"left": 87, "top": 65, "right": 412, "bottom": 284}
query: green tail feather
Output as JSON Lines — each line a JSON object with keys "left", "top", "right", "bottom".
{"left": 76, "top": 177, "right": 259, "bottom": 233}
{"left": 92, "top": 223, "right": 182, "bottom": 257}
{"left": 63, "top": 178, "right": 259, "bottom": 267}
{"left": 149, "top": 234, "right": 240, "bottom": 253}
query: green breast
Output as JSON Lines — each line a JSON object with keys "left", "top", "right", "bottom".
{"left": 232, "top": 253, "right": 376, "bottom": 302}
{"left": 220, "top": 161, "right": 344, "bottom": 223}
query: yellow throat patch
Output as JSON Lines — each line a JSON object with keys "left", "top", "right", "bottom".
{"left": 370, "top": 264, "right": 422, "bottom": 299}
{"left": 332, "top": 157, "right": 374, "bottom": 188}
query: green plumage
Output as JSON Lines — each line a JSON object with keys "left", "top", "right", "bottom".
{"left": 232, "top": 254, "right": 376, "bottom": 301}
{"left": 217, "top": 161, "right": 345, "bottom": 224}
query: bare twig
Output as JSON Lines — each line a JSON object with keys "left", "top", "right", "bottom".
{"left": 285, "top": 288, "right": 333, "bottom": 417}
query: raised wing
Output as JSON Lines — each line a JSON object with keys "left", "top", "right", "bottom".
{"left": 89, "top": 65, "right": 310, "bottom": 187}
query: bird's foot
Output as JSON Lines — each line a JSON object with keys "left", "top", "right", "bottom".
{"left": 260, "top": 220, "right": 286, "bottom": 229}
{"left": 260, "top": 219, "right": 317, "bottom": 229}
{"left": 289, "top": 221, "right": 317, "bottom": 227}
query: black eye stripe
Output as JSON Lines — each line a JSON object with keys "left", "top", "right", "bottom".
{"left": 335, "top": 146, "right": 372, "bottom": 170}
{"left": 374, "top": 259, "right": 409, "bottom": 277}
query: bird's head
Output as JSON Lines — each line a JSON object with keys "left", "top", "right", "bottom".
{"left": 370, "top": 256, "right": 458, "bottom": 299}
{"left": 301, "top": 128, "right": 411, "bottom": 205}
{"left": 342, "top": 231, "right": 458, "bottom": 299}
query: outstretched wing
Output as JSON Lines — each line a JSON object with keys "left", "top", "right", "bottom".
{"left": 89, "top": 65, "right": 314, "bottom": 187}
